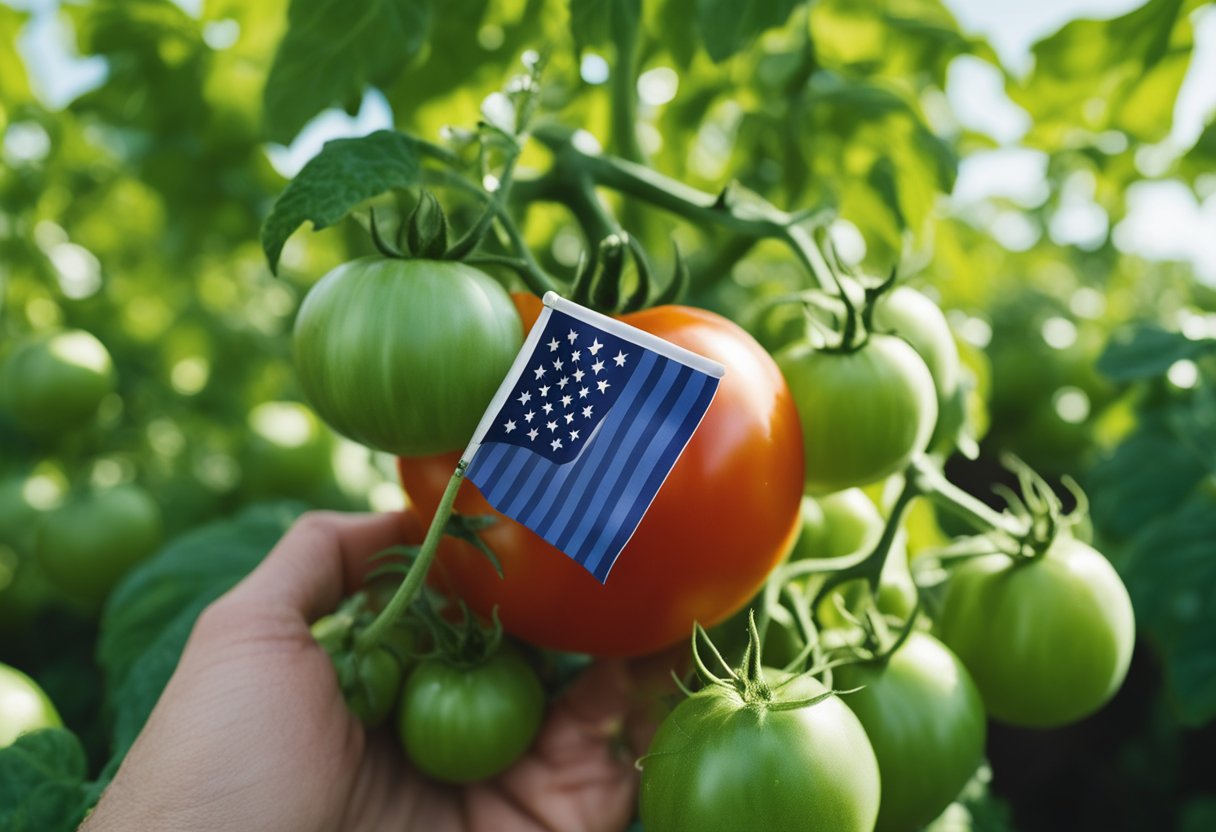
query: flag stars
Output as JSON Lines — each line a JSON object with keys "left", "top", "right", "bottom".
{"left": 582, "top": 405, "right": 594, "bottom": 418}
{"left": 527, "top": 428, "right": 539, "bottom": 441}
{"left": 573, "top": 369, "right": 585, "bottom": 382}
{"left": 546, "top": 420, "right": 558, "bottom": 432}
{"left": 547, "top": 338, "right": 560, "bottom": 352}
{"left": 567, "top": 329, "right": 579, "bottom": 344}
{"left": 571, "top": 350, "right": 581, "bottom": 363}
{"left": 534, "top": 365, "right": 546, "bottom": 379}
{"left": 553, "top": 358, "right": 564, "bottom": 371}
{"left": 503, "top": 419, "right": 516, "bottom": 433}
{"left": 551, "top": 438, "right": 563, "bottom": 451}
{"left": 597, "top": 379, "right": 610, "bottom": 393}
{"left": 542, "top": 402, "right": 554, "bottom": 415}
{"left": 524, "top": 410, "right": 535, "bottom": 423}
{"left": 564, "top": 412, "right": 575, "bottom": 424}
{"left": 578, "top": 386, "right": 589, "bottom": 399}
{"left": 517, "top": 391, "right": 532, "bottom": 405}
{"left": 561, "top": 394, "right": 572, "bottom": 407}
{"left": 589, "top": 338, "right": 603, "bottom": 355}
{"left": 592, "top": 359, "right": 605, "bottom": 374}
{"left": 539, "top": 385, "right": 550, "bottom": 397}
{"left": 613, "top": 350, "right": 627, "bottom": 367}
{"left": 558, "top": 376, "right": 569, "bottom": 389}
{"left": 569, "top": 429, "right": 580, "bottom": 441}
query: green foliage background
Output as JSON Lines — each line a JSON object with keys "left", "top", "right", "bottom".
{"left": 2, "top": 0, "right": 1215, "bottom": 829}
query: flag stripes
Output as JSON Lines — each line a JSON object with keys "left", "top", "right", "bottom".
{"left": 462, "top": 294, "right": 723, "bottom": 582}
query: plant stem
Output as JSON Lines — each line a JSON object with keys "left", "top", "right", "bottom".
{"left": 531, "top": 126, "right": 833, "bottom": 290}
{"left": 423, "top": 168, "right": 560, "bottom": 295}
{"left": 911, "top": 457, "right": 1027, "bottom": 540}
{"left": 781, "top": 224, "right": 835, "bottom": 292}
{"left": 355, "top": 462, "right": 467, "bottom": 654}
{"left": 564, "top": 173, "right": 624, "bottom": 245}
{"left": 807, "top": 471, "right": 921, "bottom": 607}
{"left": 445, "top": 141, "right": 523, "bottom": 261}
{"left": 609, "top": 7, "right": 644, "bottom": 165}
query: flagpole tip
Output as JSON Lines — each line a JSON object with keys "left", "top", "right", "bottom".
{"left": 542, "top": 291, "right": 561, "bottom": 308}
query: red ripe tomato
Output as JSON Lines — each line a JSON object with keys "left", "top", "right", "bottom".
{"left": 398, "top": 301, "right": 804, "bottom": 657}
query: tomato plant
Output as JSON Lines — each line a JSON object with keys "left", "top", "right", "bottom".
{"left": 777, "top": 334, "right": 938, "bottom": 495}
{"left": 790, "top": 488, "right": 883, "bottom": 561}
{"left": 938, "top": 535, "right": 1136, "bottom": 728}
{"left": 0, "top": 662, "right": 62, "bottom": 747}
{"left": 872, "top": 286, "right": 966, "bottom": 452}
{"left": 399, "top": 303, "right": 804, "bottom": 657}
{"left": 396, "top": 648, "right": 544, "bottom": 783}
{"left": 5, "top": 0, "right": 1205, "bottom": 825}
{"left": 834, "top": 632, "right": 987, "bottom": 832}
{"left": 241, "top": 401, "right": 336, "bottom": 499}
{"left": 0, "top": 330, "right": 115, "bottom": 435}
{"left": 35, "top": 485, "right": 163, "bottom": 609}
{"left": 639, "top": 667, "right": 880, "bottom": 832}
{"left": 293, "top": 257, "right": 523, "bottom": 456}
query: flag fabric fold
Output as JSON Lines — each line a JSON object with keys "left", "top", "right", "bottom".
{"left": 461, "top": 292, "right": 725, "bottom": 583}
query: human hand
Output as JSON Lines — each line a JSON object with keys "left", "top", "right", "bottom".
{"left": 83, "top": 511, "right": 672, "bottom": 832}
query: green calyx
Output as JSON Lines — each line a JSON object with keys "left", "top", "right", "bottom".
{"left": 688, "top": 612, "right": 842, "bottom": 712}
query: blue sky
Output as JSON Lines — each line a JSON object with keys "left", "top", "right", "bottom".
{"left": 6, "top": 0, "right": 1216, "bottom": 281}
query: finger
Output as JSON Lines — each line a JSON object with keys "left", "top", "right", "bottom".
{"left": 229, "top": 511, "right": 413, "bottom": 622}
{"left": 552, "top": 660, "right": 637, "bottom": 740}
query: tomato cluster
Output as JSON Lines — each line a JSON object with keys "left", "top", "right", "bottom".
{"left": 397, "top": 299, "right": 805, "bottom": 657}
{"left": 291, "top": 255, "right": 1137, "bottom": 829}
{"left": 0, "top": 330, "right": 166, "bottom": 626}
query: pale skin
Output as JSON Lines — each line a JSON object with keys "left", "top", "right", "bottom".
{"left": 83, "top": 511, "right": 673, "bottom": 832}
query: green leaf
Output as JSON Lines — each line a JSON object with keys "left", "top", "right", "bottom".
{"left": 696, "top": 0, "right": 800, "bottom": 63}
{"left": 97, "top": 503, "right": 303, "bottom": 731}
{"left": 66, "top": 0, "right": 209, "bottom": 136}
{"left": 1119, "top": 494, "right": 1216, "bottom": 725}
{"left": 1097, "top": 325, "right": 1216, "bottom": 381}
{"left": 867, "top": 157, "right": 905, "bottom": 228}
{"left": 260, "top": 130, "right": 423, "bottom": 272}
{"left": 0, "top": 5, "right": 32, "bottom": 126}
{"left": 0, "top": 730, "right": 89, "bottom": 832}
{"left": 569, "top": 0, "right": 641, "bottom": 52}
{"left": 262, "top": 0, "right": 435, "bottom": 144}
{"left": 1178, "top": 117, "right": 1216, "bottom": 186}
{"left": 800, "top": 73, "right": 957, "bottom": 245}
{"left": 85, "top": 504, "right": 303, "bottom": 803}
{"left": 809, "top": 0, "right": 989, "bottom": 85}
{"left": 1087, "top": 411, "right": 1210, "bottom": 542}
{"left": 1011, "top": 0, "right": 1193, "bottom": 148}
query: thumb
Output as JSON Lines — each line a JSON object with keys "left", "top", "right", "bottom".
{"left": 226, "top": 510, "right": 418, "bottom": 622}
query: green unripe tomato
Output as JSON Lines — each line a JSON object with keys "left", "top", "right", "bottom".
{"left": 0, "top": 330, "right": 115, "bottom": 434}
{"left": 938, "top": 535, "right": 1135, "bottom": 728}
{"left": 815, "top": 531, "right": 918, "bottom": 629}
{"left": 0, "top": 556, "right": 57, "bottom": 636}
{"left": 790, "top": 488, "right": 883, "bottom": 561}
{"left": 243, "top": 401, "right": 335, "bottom": 497}
{"left": 873, "top": 286, "right": 960, "bottom": 405}
{"left": 347, "top": 646, "right": 405, "bottom": 726}
{"left": 397, "top": 649, "right": 545, "bottom": 783}
{"left": 873, "top": 286, "right": 964, "bottom": 453}
{"left": 834, "top": 633, "right": 986, "bottom": 832}
{"left": 36, "top": 485, "right": 163, "bottom": 610}
{"left": 0, "top": 477, "right": 41, "bottom": 552}
{"left": 778, "top": 334, "right": 938, "bottom": 495}
{"left": 0, "top": 662, "right": 61, "bottom": 747}
{"left": 293, "top": 257, "right": 523, "bottom": 456}
{"left": 640, "top": 671, "right": 880, "bottom": 832}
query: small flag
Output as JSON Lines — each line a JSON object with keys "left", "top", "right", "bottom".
{"left": 461, "top": 292, "right": 725, "bottom": 583}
